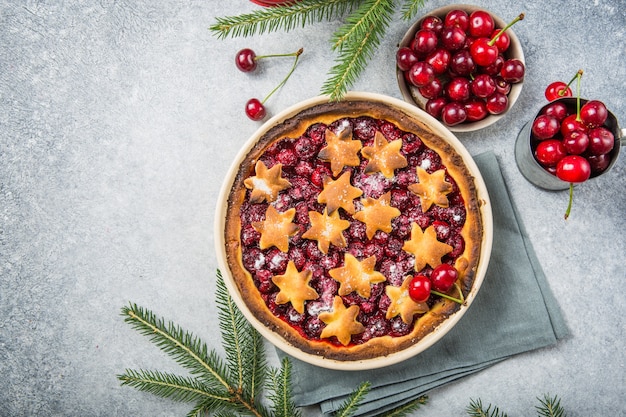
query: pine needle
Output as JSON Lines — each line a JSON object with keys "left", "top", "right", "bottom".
{"left": 401, "top": 0, "right": 427, "bottom": 20}
{"left": 334, "top": 381, "right": 372, "bottom": 417}
{"left": 536, "top": 394, "right": 567, "bottom": 417}
{"left": 382, "top": 395, "right": 429, "bottom": 416}
{"left": 268, "top": 357, "right": 302, "bottom": 417}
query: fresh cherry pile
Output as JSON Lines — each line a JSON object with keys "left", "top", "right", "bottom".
{"left": 530, "top": 71, "right": 616, "bottom": 218}
{"left": 397, "top": 9, "right": 525, "bottom": 126}
{"left": 235, "top": 47, "right": 303, "bottom": 121}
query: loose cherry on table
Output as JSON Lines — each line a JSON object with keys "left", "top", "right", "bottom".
{"left": 408, "top": 275, "right": 431, "bottom": 303}
{"left": 239, "top": 47, "right": 304, "bottom": 121}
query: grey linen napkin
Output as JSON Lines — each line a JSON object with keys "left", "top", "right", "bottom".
{"left": 277, "top": 151, "right": 569, "bottom": 416}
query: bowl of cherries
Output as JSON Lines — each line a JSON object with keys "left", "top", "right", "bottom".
{"left": 396, "top": 5, "right": 525, "bottom": 132}
{"left": 515, "top": 75, "right": 624, "bottom": 217}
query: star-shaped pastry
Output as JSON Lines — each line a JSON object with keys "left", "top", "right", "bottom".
{"left": 301, "top": 208, "right": 350, "bottom": 254}
{"left": 272, "top": 261, "right": 319, "bottom": 314}
{"left": 318, "top": 126, "right": 363, "bottom": 177}
{"left": 244, "top": 160, "right": 292, "bottom": 203}
{"left": 385, "top": 275, "right": 429, "bottom": 324}
{"left": 319, "top": 296, "right": 365, "bottom": 346}
{"left": 329, "top": 253, "right": 387, "bottom": 298}
{"left": 402, "top": 223, "right": 453, "bottom": 271}
{"left": 352, "top": 191, "right": 401, "bottom": 239}
{"left": 252, "top": 205, "right": 299, "bottom": 252}
{"left": 408, "top": 167, "right": 453, "bottom": 212}
{"left": 361, "top": 131, "right": 408, "bottom": 178}
{"left": 317, "top": 171, "right": 363, "bottom": 215}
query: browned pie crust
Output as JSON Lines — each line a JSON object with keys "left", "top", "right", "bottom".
{"left": 224, "top": 98, "right": 483, "bottom": 361}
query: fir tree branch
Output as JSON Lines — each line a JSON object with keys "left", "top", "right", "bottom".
{"left": 382, "top": 395, "right": 429, "bottom": 416}
{"left": 322, "top": 0, "right": 396, "bottom": 100}
{"left": 536, "top": 394, "right": 566, "bottom": 417}
{"left": 268, "top": 357, "right": 301, "bottom": 417}
{"left": 401, "top": 0, "right": 426, "bottom": 20}
{"left": 466, "top": 398, "right": 508, "bottom": 417}
{"left": 216, "top": 270, "right": 267, "bottom": 405}
{"left": 334, "top": 381, "right": 372, "bottom": 417}
{"left": 121, "top": 303, "right": 231, "bottom": 392}
{"left": 209, "top": 0, "right": 361, "bottom": 39}
{"left": 118, "top": 369, "right": 230, "bottom": 406}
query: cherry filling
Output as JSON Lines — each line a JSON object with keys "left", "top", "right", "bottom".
{"left": 239, "top": 116, "right": 466, "bottom": 347}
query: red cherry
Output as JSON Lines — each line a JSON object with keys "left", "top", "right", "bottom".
{"left": 560, "top": 114, "right": 587, "bottom": 137}
{"left": 469, "top": 37, "right": 499, "bottom": 66}
{"left": 425, "top": 48, "right": 451, "bottom": 74}
{"left": 464, "top": 99, "right": 489, "bottom": 122}
{"left": 421, "top": 15, "right": 443, "bottom": 34}
{"left": 245, "top": 98, "right": 266, "bottom": 121}
{"left": 471, "top": 73, "right": 496, "bottom": 98}
{"left": 485, "top": 92, "right": 508, "bottom": 115}
{"left": 236, "top": 48, "right": 257, "bottom": 72}
{"left": 480, "top": 54, "right": 504, "bottom": 76}
{"left": 490, "top": 28, "right": 510, "bottom": 52}
{"left": 441, "top": 102, "right": 467, "bottom": 126}
{"left": 449, "top": 50, "right": 476, "bottom": 76}
{"left": 425, "top": 97, "right": 447, "bottom": 119}
{"left": 541, "top": 101, "right": 569, "bottom": 121}
{"left": 500, "top": 59, "right": 525, "bottom": 83}
{"left": 446, "top": 77, "right": 471, "bottom": 102}
{"left": 587, "top": 153, "right": 612, "bottom": 175}
{"left": 444, "top": 9, "right": 469, "bottom": 31}
{"left": 556, "top": 155, "right": 591, "bottom": 183}
{"left": 407, "top": 61, "right": 435, "bottom": 87}
{"left": 408, "top": 275, "right": 431, "bottom": 303}
{"left": 440, "top": 26, "right": 467, "bottom": 51}
{"left": 562, "top": 130, "right": 589, "bottom": 155}
{"left": 412, "top": 29, "right": 438, "bottom": 55}
{"left": 468, "top": 10, "right": 495, "bottom": 38}
{"left": 431, "top": 264, "right": 459, "bottom": 292}
{"left": 535, "top": 139, "right": 567, "bottom": 167}
{"left": 418, "top": 78, "right": 443, "bottom": 99}
{"left": 544, "top": 81, "right": 572, "bottom": 101}
{"left": 580, "top": 100, "right": 608, "bottom": 128}
{"left": 587, "top": 127, "right": 615, "bottom": 155}
{"left": 396, "top": 47, "right": 419, "bottom": 71}
{"left": 532, "top": 115, "right": 560, "bottom": 140}
{"left": 493, "top": 75, "right": 511, "bottom": 95}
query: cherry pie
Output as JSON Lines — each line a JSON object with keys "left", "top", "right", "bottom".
{"left": 222, "top": 98, "right": 485, "bottom": 362}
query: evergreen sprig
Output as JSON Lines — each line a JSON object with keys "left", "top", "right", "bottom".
{"left": 209, "top": 0, "right": 427, "bottom": 101}
{"left": 535, "top": 394, "right": 567, "bottom": 417}
{"left": 120, "top": 270, "right": 429, "bottom": 416}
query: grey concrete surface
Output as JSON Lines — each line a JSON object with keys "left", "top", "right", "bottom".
{"left": 1, "top": 1, "right": 624, "bottom": 416}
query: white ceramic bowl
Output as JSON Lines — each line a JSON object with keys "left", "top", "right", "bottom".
{"left": 215, "top": 92, "right": 493, "bottom": 370}
{"left": 397, "top": 4, "right": 525, "bottom": 132}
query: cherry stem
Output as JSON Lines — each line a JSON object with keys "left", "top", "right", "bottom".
{"left": 488, "top": 13, "right": 524, "bottom": 46}
{"left": 260, "top": 48, "right": 303, "bottom": 105}
{"left": 254, "top": 49, "right": 303, "bottom": 61}
{"left": 431, "top": 283, "right": 465, "bottom": 305}
{"left": 574, "top": 69, "right": 583, "bottom": 121}
{"left": 559, "top": 68, "right": 584, "bottom": 97}
{"left": 564, "top": 183, "right": 574, "bottom": 220}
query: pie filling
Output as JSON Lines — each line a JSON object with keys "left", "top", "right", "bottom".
{"left": 231, "top": 109, "right": 479, "bottom": 352}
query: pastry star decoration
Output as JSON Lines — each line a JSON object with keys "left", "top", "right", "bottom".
{"left": 301, "top": 208, "right": 350, "bottom": 254}
{"left": 361, "top": 131, "right": 408, "bottom": 178}
{"left": 319, "top": 296, "right": 365, "bottom": 346}
{"left": 385, "top": 275, "right": 429, "bottom": 324}
{"left": 244, "top": 160, "right": 291, "bottom": 203}
{"left": 353, "top": 191, "right": 401, "bottom": 240}
{"left": 317, "top": 171, "right": 363, "bottom": 215}
{"left": 252, "top": 205, "right": 299, "bottom": 252}
{"left": 402, "top": 223, "right": 453, "bottom": 271}
{"left": 408, "top": 167, "right": 453, "bottom": 212}
{"left": 272, "top": 261, "right": 319, "bottom": 314}
{"left": 317, "top": 126, "right": 363, "bottom": 177}
{"left": 329, "top": 253, "right": 387, "bottom": 298}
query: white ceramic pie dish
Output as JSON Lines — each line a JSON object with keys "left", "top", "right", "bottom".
{"left": 214, "top": 92, "right": 493, "bottom": 370}
{"left": 397, "top": 4, "right": 525, "bottom": 132}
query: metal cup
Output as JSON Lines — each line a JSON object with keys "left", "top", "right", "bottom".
{"left": 515, "top": 97, "right": 625, "bottom": 190}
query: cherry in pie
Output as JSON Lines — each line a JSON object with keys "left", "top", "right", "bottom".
{"left": 222, "top": 97, "right": 486, "bottom": 362}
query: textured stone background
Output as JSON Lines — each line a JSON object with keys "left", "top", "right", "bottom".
{"left": 1, "top": 0, "right": 624, "bottom": 416}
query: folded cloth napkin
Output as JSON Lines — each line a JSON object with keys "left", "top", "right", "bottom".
{"left": 277, "top": 151, "right": 569, "bottom": 416}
